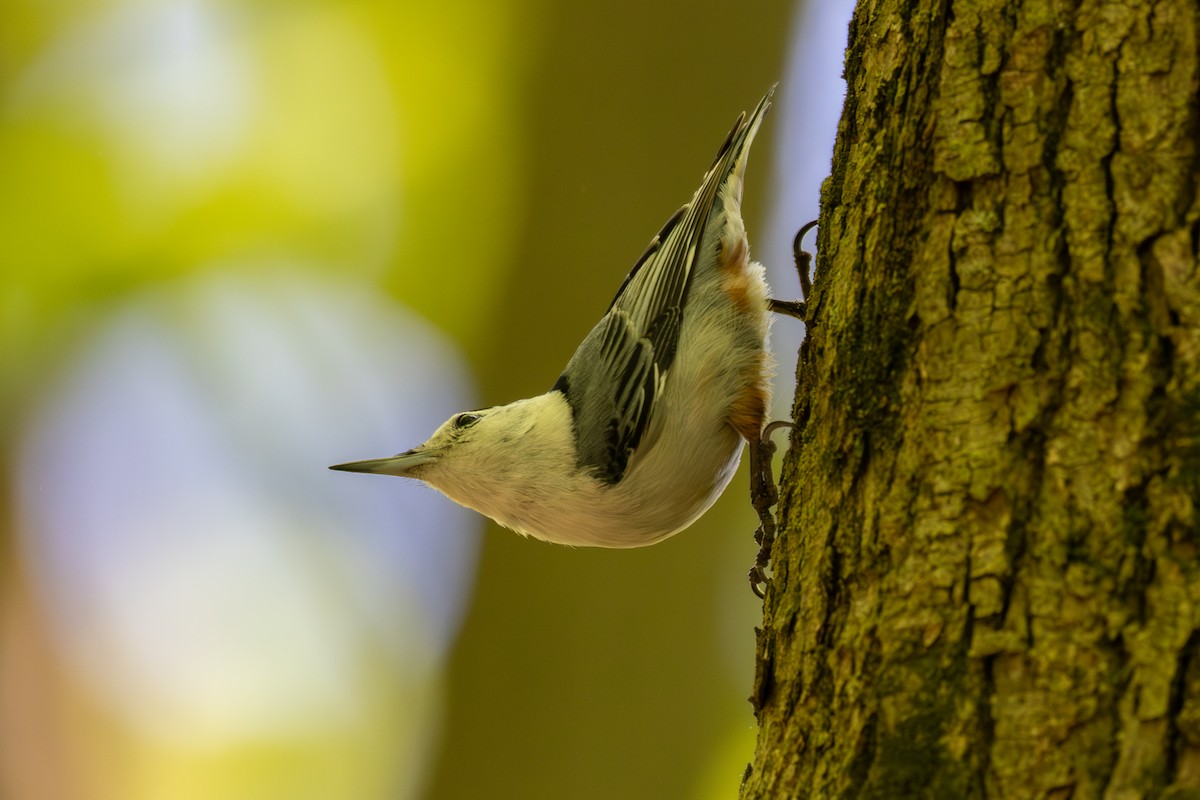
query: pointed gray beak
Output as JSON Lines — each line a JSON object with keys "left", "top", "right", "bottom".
{"left": 329, "top": 448, "right": 440, "bottom": 477}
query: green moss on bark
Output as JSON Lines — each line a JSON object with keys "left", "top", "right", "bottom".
{"left": 743, "top": 0, "right": 1200, "bottom": 798}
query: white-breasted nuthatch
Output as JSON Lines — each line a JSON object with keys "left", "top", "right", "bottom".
{"left": 333, "top": 86, "right": 805, "bottom": 568}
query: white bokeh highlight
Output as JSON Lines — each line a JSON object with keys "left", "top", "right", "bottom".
{"left": 16, "top": 268, "right": 480, "bottom": 747}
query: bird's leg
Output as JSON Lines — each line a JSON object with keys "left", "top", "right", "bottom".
{"left": 766, "top": 219, "right": 817, "bottom": 320}
{"left": 748, "top": 420, "right": 793, "bottom": 597}
{"left": 750, "top": 221, "right": 818, "bottom": 597}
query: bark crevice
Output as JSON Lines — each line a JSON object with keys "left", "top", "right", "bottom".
{"left": 742, "top": 1, "right": 1200, "bottom": 797}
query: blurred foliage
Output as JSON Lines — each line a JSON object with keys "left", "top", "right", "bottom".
{"left": 0, "top": 0, "right": 802, "bottom": 798}
{"left": 0, "top": 0, "right": 535, "bottom": 419}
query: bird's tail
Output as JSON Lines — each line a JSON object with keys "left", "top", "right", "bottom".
{"left": 706, "top": 83, "right": 775, "bottom": 207}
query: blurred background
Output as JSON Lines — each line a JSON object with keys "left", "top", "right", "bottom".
{"left": 0, "top": 1, "right": 851, "bottom": 798}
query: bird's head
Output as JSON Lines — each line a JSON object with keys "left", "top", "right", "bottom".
{"left": 330, "top": 407, "right": 495, "bottom": 480}
{"left": 330, "top": 393, "right": 575, "bottom": 506}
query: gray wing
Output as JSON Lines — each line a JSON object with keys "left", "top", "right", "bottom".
{"left": 554, "top": 88, "right": 774, "bottom": 485}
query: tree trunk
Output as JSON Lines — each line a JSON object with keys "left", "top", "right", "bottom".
{"left": 742, "top": 1, "right": 1200, "bottom": 797}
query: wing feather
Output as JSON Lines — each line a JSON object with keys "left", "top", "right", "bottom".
{"left": 555, "top": 87, "right": 774, "bottom": 484}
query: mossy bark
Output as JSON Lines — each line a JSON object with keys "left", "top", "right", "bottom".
{"left": 742, "top": 1, "right": 1200, "bottom": 797}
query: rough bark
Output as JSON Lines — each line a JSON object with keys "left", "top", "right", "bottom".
{"left": 742, "top": 1, "right": 1200, "bottom": 797}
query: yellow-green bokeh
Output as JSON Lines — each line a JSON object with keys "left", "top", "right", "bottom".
{"left": 1, "top": 0, "right": 799, "bottom": 798}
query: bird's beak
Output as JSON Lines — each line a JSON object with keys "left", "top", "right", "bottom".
{"left": 329, "top": 448, "right": 439, "bottom": 477}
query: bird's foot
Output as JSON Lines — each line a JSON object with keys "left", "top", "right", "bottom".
{"left": 748, "top": 420, "right": 794, "bottom": 598}
{"left": 767, "top": 219, "right": 817, "bottom": 321}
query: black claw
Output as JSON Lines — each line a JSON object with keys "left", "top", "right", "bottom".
{"left": 762, "top": 420, "right": 794, "bottom": 441}
{"left": 750, "top": 566, "right": 767, "bottom": 599}
{"left": 793, "top": 219, "right": 818, "bottom": 261}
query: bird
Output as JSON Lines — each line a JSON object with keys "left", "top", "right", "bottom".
{"left": 332, "top": 86, "right": 803, "bottom": 554}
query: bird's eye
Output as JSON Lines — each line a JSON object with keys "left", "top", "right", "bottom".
{"left": 453, "top": 413, "right": 482, "bottom": 430}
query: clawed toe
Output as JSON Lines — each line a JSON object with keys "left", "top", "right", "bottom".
{"left": 768, "top": 220, "right": 817, "bottom": 323}
{"left": 793, "top": 219, "right": 817, "bottom": 302}
{"left": 768, "top": 298, "right": 806, "bottom": 319}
